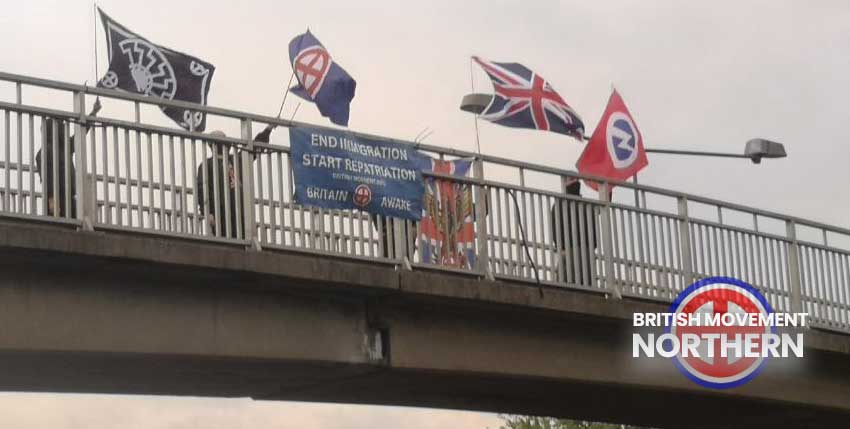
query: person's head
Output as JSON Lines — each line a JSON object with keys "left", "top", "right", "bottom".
{"left": 207, "top": 130, "right": 228, "bottom": 157}
{"left": 565, "top": 177, "right": 581, "bottom": 196}
{"left": 42, "top": 117, "right": 66, "bottom": 146}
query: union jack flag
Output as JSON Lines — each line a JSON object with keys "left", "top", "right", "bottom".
{"left": 472, "top": 56, "right": 584, "bottom": 140}
{"left": 420, "top": 158, "right": 476, "bottom": 269}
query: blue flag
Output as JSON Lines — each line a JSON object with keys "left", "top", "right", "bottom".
{"left": 288, "top": 31, "right": 356, "bottom": 126}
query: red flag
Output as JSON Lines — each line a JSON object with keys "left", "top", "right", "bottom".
{"left": 576, "top": 90, "right": 648, "bottom": 191}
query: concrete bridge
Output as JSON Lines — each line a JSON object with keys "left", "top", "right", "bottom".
{"left": 0, "top": 71, "right": 848, "bottom": 428}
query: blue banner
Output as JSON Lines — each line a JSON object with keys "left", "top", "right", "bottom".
{"left": 290, "top": 127, "right": 427, "bottom": 220}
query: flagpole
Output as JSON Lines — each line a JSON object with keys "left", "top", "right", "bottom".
{"left": 276, "top": 73, "right": 295, "bottom": 118}
{"left": 469, "top": 57, "right": 482, "bottom": 156}
{"left": 467, "top": 57, "right": 540, "bottom": 286}
{"left": 632, "top": 173, "right": 642, "bottom": 208}
{"left": 289, "top": 102, "right": 301, "bottom": 122}
{"left": 91, "top": 2, "right": 102, "bottom": 108}
{"left": 93, "top": 3, "right": 99, "bottom": 82}
{"left": 278, "top": 27, "right": 310, "bottom": 121}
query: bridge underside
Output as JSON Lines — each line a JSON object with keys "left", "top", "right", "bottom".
{"left": 0, "top": 218, "right": 848, "bottom": 428}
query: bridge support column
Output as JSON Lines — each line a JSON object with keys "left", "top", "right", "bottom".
{"left": 598, "top": 182, "right": 620, "bottom": 299}
{"left": 786, "top": 220, "right": 804, "bottom": 314}
{"left": 677, "top": 196, "right": 694, "bottom": 287}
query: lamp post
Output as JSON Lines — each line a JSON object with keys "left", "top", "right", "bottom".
{"left": 460, "top": 93, "right": 788, "bottom": 164}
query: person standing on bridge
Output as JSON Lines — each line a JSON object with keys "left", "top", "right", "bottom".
{"left": 195, "top": 125, "right": 274, "bottom": 239}
{"left": 36, "top": 100, "right": 102, "bottom": 218}
{"left": 551, "top": 177, "right": 598, "bottom": 286}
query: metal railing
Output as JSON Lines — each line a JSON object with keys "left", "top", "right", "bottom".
{"left": 0, "top": 70, "right": 848, "bottom": 333}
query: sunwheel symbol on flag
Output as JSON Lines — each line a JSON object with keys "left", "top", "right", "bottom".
{"left": 667, "top": 277, "right": 776, "bottom": 389}
{"left": 96, "top": 7, "right": 215, "bottom": 131}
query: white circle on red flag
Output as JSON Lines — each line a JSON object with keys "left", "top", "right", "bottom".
{"left": 606, "top": 112, "right": 640, "bottom": 169}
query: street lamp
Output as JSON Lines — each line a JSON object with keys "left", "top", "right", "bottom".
{"left": 460, "top": 93, "right": 787, "bottom": 164}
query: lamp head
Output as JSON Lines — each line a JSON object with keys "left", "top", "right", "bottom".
{"left": 460, "top": 93, "right": 494, "bottom": 115}
{"left": 745, "top": 138, "right": 787, "bottom": 164}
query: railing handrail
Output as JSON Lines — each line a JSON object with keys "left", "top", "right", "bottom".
{"left": 1, "top": 70, "right": 849, "bottom": 240}
{"left": 0, "top": 74, "right": 849, "bottom": 335}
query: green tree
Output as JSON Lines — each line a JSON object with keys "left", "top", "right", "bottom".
{"left": 496, "top": 414, "right": 653, "bottom": 429}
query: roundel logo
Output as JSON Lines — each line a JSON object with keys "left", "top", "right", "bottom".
{"left": 294, "top": 46, "right": 332, "bottom": 99}
{"left": 667, "top": 277, "right": 775, "bottom": 389}
{"left": 353, "top": 184, "right": 372, "bottom": 208}
{"left": 606, "top": 112, "right": 640, "bottom": 169}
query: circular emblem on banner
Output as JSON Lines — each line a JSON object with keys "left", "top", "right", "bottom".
{"left": 353, "top": 184, "right": 372, "bottom": 208}
{"left": 606, "top": 112, "right": 640, "bottom": 169}
{"left": 667, "top": 277, "right": 775, "bottom": 389}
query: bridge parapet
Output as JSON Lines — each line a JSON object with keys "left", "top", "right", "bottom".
{"left": 0, "top": 70, "right": 848, "bottom": 334}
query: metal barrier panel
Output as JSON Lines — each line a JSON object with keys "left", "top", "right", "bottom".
{"left": 0, "top": 108, "right": 79, "bottom": 223}
{"left": 249, "top": 146, "right": 390, "bottom": 260}
{"left": 610, "top": 205, "right": 685, "bottom": 301}
{"left": 798, "top": 243, "right": 850, "bottom": 331}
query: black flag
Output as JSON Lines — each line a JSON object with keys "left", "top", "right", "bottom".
{"left": 97, "top": 8, "right": 215, "bottom": 131}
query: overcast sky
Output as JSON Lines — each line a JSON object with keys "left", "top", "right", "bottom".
{"left": 0, "top": 0, "right": 849, "bottom": 427}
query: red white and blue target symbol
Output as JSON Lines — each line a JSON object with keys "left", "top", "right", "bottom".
{"left": 353, "top": 184, "right": 372, "bottom": 208}
{"left": 667, "top": 277, "right": 775, "bottom": 389}
{"left": 294, "top": 46, "right": 332, "bottom": 99}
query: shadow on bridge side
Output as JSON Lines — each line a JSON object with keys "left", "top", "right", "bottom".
{"left": 0, "top": 218, "right": 847, "bottom": 428}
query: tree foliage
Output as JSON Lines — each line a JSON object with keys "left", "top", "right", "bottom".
{"left": 496, "top": 414, "right": 653, "bottom": 429}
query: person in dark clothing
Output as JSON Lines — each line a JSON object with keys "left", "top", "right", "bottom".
{"left": 551, "top": 178, "right": 598, "bottom": 286}
{"left": 371, "top": 215, "right": 414, "bottom": 259}
{"left": 36, "top": 101, "right": 101, "bottom": 218}
{"left": 195, "top": 125, "right": 274, "bottom": 239}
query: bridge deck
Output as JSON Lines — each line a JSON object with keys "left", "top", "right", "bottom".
{"left": 0, "top": 218, "right": 847, "bottom": 428}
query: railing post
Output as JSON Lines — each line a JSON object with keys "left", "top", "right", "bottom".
{"left": 786, "top": 220, "right": 804, "bottom": 313}
{"left": 473, "top": 158, "right": 492, "bottom": 280}
{"left": 677, "top": 196, "right": 695, "bottom": 287}
{"left": 73, "top": 91, "right": 93, "bottom": 230}
{"left": 240, "top": 118, "right": 258, "bottom": 249}
{"left": 391, "top": 218, "right": 409, "bottom": 268}
{"left": 598, "top": 182, "right": 620, "bottom": 299}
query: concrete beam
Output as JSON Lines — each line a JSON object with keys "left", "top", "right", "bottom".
{"left": 0, "top": 218, "right": 847, "bottom": 428}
